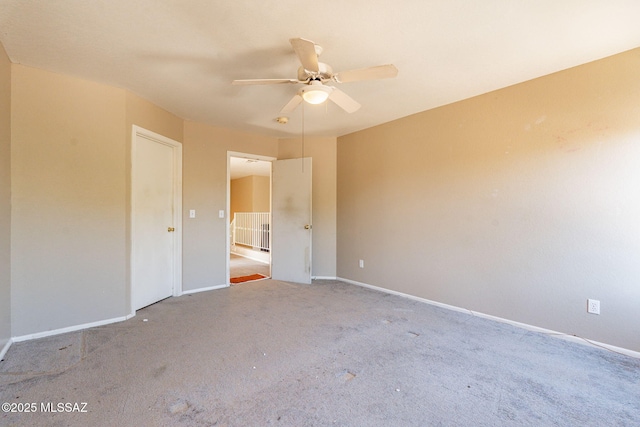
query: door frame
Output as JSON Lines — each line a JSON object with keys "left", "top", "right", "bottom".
{"left": 226, "top": 151, "right": 276, "bottom": 285}
{"left": 130, "top": 125, "right": 183, "bottom": 315}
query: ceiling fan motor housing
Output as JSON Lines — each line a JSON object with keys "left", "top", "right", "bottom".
{"left": 297, "top": 63, "right": 334, "bottom": 83}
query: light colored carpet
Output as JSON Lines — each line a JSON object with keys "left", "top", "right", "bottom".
{"left": 1, "top": 279, "right": 638, "bottom": 426}
{"left": 230, "top": 253, "right": 270, "bottom": 280}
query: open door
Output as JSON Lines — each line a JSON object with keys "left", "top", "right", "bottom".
{"left": 271, "top": 157, "right": 312, "bottom": 284}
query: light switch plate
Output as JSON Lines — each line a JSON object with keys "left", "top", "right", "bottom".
{"left": 219, "top": 210, "right": 225, "bottom": 218}
{"left": 189, "top": 209, "right": 196, "bottom": 218}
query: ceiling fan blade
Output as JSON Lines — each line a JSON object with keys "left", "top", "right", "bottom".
{"left": 280, "top": 94, "right": 303, "bottom": 114}
{"left": 328, "top": 87, "right": 361, "bottom": 113}
{"left": 289, "top": 38, "right": 319, "bottom": 73}
{"left": 232, "top": 78, "right": 299, "bottom": 85}
{"left": 333, "top": 64, "right": 398, "bottom": 83}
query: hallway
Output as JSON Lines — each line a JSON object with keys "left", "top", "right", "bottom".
{"left": 230, "top": 253, "right": 270, "bottom": 281}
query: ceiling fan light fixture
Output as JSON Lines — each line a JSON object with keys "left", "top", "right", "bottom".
{"left": 301, "top": 82, "right": 332, "bottom": 104}
{"left": 234, "top": 38, "right": 397, "bottom": 114}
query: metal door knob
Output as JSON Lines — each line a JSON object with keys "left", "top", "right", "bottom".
{"left": 168, "top": 227, "right": 175, "bottom": 232}
{"left": 304, "top": 224, "right": 312, "bottom": 230}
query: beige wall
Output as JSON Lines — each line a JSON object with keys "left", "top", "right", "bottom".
{"left": 279, "top": 137, "right": 337, "bottom": 278}
{"left": 125, "top": 92, "right": 184, "bottom": 144}
{"left": 4, "top": 59, "right": 336, "bottom": 338}
{"left": 0, "top": 43, "right": 11, "bottom": 348}
{"left": 252, "top": 176, "right": 270, "bottom": 212}
{"left": 5, "top": 62, "right": 334, "bottom": 336}
{"left": 230, "top": 175, "right": 270, "bottom": 220}
{"left": 230, "top": 176, "right": 253, "bottom": 219}
{"left": 192, "top": 133, "right": 336, "bottom": 285}
{"left": 11, "top": 65, "right": 128, "bottom": 336}
{"left": 182, "top": 121, "right": 278, "bottom": 291}
{"left": 9, "top": 66, "right": 184, "bottom": 337}
{"left": 337, "top": 48, "right": 640, "bottom": 351}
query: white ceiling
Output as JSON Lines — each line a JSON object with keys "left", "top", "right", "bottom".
{"left": 1, "top": 1, "right": 639, "bottom": 138}
{"left": 229, "top": 156, "right": 271, "bottom": 180}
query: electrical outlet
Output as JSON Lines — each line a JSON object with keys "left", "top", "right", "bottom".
{"left": 587, "top": 299, "right": 600, "bottom": 315}
{"left": 359, "top": 259, "right": 364, "bottom": 268}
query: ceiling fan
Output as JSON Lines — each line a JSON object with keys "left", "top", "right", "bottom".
{"left": 232, "top": 38, "right": 398, "bottom": 114}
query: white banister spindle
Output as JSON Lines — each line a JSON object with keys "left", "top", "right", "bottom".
{"left": 231, "top": 216, "right": 236, "bottom": 246}
{"left": 232, "top": 212, "right": 270, "bottom": 251}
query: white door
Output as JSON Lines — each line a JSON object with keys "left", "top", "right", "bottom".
{"left": 132, "top": 128, "right": 181, "bottom": 310}
{"left": 271, "top": 157, "right": 312, "bottom": 284}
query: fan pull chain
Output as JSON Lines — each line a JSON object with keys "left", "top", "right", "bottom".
{"left": 301, "top": 101, "right": 305, "bottom": 173}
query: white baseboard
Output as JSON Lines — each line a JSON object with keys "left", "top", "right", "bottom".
{"left": 231, "top": 248, "right": 270, "bottom": 264}
{"left": 312, "top": 276, "right": 337, "bottom": 280}
{"left": 8, "top": 284, "right": 226, "bottom": 346}
{"left": 182, "top": 284, "right": 229, "bottom": 295}
{"left": 12, "top": 314, "right": 131, "bottom": 343}
{"left": 0, "top": 338, "right": 12, "bottom": 361}
{"left": 337, "top": 277, "right": 640, "bottom": 359}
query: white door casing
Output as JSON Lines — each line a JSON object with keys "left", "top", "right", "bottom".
{"left": 271, "top": 157, "right": 312, "bottom": 284}
{"left": 226, "top": 151, "right": 276, "bottom": 285}
{"left": 131, "top": 126, "right": 182, "bottom": 312}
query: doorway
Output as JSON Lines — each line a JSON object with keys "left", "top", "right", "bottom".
{"left": 131, "top": 126, "right": 182, "bottom": 311}
{"left": 226, "top": 152, "right": 313, "bottom": 285}
{"left": 227, "top": 153, "right": 273, "bottom": 284}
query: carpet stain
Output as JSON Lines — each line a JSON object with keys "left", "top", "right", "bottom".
{"left": 152, "top": 365, "right": 167, "bottom": 378}
{"left": 168, "top": 400, "right": 189, "bottom": 414}
{"left": 338, "top": 370, "right": 356, "bottom": 382}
